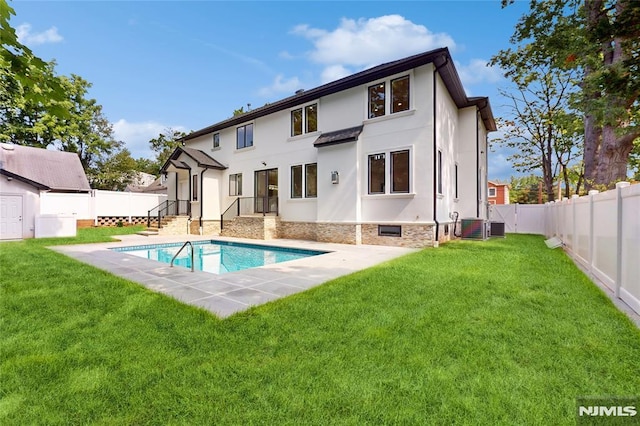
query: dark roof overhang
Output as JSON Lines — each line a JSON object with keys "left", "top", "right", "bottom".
{"left": 0, "top": 169, "right": 49, "bottom": 190}
{"left": 181, "top": 47, "right": 496, "bottom": 141}
{"left": 313, "top": 125, "right": 364, "bottom": 148}
{"left": 160, "top": 147, "right": 227, "bottom": 174}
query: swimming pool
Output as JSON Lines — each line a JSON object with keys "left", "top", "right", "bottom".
{"left": 111, "top": 240, "right": 328, "bottom": 274}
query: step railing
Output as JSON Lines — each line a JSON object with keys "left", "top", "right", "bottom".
{"left": 220, "top": 197, "right": 279, "bottom": 230}
{"left": 170, "top": 241, "right": 194, "bottom": 272}
{"left": 147, "top": 200, "right": 191, "bottom": 229}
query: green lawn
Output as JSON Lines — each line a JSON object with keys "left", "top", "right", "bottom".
{"left": 1, "top": 231, "right": 639, "bottom": 425}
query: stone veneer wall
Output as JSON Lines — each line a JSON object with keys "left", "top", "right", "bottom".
{"left": 316, "top": 223, "right": 360, "bottom": 245}
{"left": 221, "top": 216, "right": 280, "bottom": 240}
{"left": 361, "top": 224, "right": 435, "bottom": 248}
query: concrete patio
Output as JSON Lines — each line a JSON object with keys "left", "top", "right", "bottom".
{"left": 52, "top": 234, "right": 417, "bottom": 318}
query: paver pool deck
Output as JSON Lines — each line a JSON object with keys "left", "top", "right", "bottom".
{"left": 52, "top": 235, "right": 417, "bottom": 318}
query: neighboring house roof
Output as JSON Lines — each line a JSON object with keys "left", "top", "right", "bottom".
{"left": 0, "top": 143, "right": 91, "bottom": 192}
{"left": 160, "top": 147, "right": 227, "bottom": 173}
{"left": 125, "top": 176, "right": 167, "bottom": 194}
{"left": 181, "top": 47, "right": 496, "bottom": 143}
{"left": 488, "top": 181, "right": 510, "bottom": 188}
{"left": 313, "top": 125, "right": 364, "bottom": 148}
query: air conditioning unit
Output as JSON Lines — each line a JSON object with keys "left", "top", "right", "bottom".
{"left": 489, "top": 222, "right": 506, "bottom": 238}
{"left": 461, "top": 219, "right": 487, "bottom": 240}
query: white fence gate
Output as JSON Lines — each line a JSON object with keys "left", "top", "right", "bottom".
{"left": 489, "top": 204, "right": 546, "bottom": 235}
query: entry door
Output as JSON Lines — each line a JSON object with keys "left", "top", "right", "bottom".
{"left": 0, "top": 195, "right": 22, "bottom": 239}
{"left": 254, "top": 169, "right": 278, "bottom": 213}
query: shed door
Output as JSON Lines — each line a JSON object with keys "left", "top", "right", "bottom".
{"left": 0, "top": 195, "right": 22, "bottom": 239}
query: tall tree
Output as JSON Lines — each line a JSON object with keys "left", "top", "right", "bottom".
{"left": 489, "top": 55, "right": 582, "bottom": 201}
{"left": 90, "top": 147, "right": 138, "bottom": 190}
{"left": 500, "top": 0, "right": 640, "bottom": 188}
{"left": 149, "top": 128, "right": 186, "bottom": 171}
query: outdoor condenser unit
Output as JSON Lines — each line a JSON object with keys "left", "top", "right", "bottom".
{"left": 461, "top": 219, "right": 487, "bottom": 240}
{"left": 489, "top": 222, "right": 506, "bottom": 238}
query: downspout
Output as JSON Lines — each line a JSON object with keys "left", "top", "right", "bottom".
{"left": 432, "top": 60, "right": 443, "bottom": 246}
{"left": 476, "top": 110, "right": 480, "bottom": 218}
{"left": 199, "top": 168, "right": 207, "bottom": 234}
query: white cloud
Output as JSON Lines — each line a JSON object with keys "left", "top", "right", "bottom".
{"left": 258, "top": 74, "right": 304, "bottom": 97}
{"left": 112, "top": 119, "right": 185, "bottom": 160}
{"left": 320, "top": 64, "right": 351, "bottom": 84}
{"left": 292, "top": 15, "right": 456, "bottom": 79}
{"left": 456, "top": 59, "right": 502, "bottom": 87}
{"left": 16, "top": 23, "right": 63, "bottom": 46}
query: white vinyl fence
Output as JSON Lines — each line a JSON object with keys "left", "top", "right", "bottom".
{"left": 40, "top": 190, "right": 167, "bottom": 225}
{"left": 490, "top": 183, "right": 640, "bottom": 316}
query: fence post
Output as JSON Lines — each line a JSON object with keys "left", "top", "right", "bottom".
{"left": 587, "top": 190, "right": 598, "bottom": 279}
{"left": 571, "top": 194, "right": 579, "bottom": 255}
{"left": 615, "top": 182, "right": 630, "bottom": 299}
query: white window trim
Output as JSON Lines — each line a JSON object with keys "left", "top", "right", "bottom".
{"left": 365, "top": 145, "right": 414, "bottom": 196}
{"left": 289, "top": 101, "right": 319, "bottom": 138}
{"left": 488, "top": 187, "right": 497, "bottom": 197}
{"left": 289, "top": 162, "right": 318, "bottom": 200}
{"left": 235, "top": 122, "right": 254, "bottom": 151}
{"left": 364, "top": 71, "right": 414, "bottom": 122}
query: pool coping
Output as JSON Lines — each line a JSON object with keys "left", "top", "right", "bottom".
{"left": 51, "top": 234, "right": 417, "bottom": 318}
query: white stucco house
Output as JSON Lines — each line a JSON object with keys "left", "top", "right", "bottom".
{"left": 159, "top": 47, "right": 496, "bottom": 247}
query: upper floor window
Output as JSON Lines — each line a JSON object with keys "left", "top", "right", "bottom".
{"left": 236, "top": 123, "right": 253, "bottom": 149}
{"left": 368, "top": 75, "right": 410, "bottom": 119}
{"left": 213, "top": 133, "right": 220, "bottom": 149}
{"left": 291, "top": 103, "right": 318, "bottom": 136}
{"left": 391, "top": 76, "right": 410, "bottom": 114}
{"left": 489, "top": 187, "right": 497, "bottom": 197}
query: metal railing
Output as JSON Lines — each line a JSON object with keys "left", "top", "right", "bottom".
{"left": 170, "top": 241, "right": 194, "bottom": 272}
{"left": 147, "top": 200, "right": 190, "bottom": 228}
{"left": 221, "top": 196, "right": 278, "bottom": 229}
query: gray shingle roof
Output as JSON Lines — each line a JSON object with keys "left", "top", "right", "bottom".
{"left": 0, "top": 143, "right": 91, "bottom": 192}
{"left": 160, "top": 147, "right": 227, "bottom": 173}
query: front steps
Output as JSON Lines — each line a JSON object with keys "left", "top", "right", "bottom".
{"left": 137, "top": 216, "right": 190, "bottom": 236}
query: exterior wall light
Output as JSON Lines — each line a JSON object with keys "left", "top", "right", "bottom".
{"left": 331, "top": 171, "right": 339, "bottom": 184}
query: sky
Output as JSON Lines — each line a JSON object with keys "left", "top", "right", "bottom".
{"left": 11, "top": 0, "right": 531, "bottom": 181}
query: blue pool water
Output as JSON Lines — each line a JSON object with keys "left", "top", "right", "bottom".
{"left": 111, "top": 240, "right": 327, "bottom": 274}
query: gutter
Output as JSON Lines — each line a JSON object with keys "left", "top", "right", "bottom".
{"left": 432, "top": 56, "right": 448, "bottom": 247}
{"left": 476, "top": 110, "right": 480, "bottom": 218}
{"left": 199, "top": 168, "right": 207, "bottom": 234}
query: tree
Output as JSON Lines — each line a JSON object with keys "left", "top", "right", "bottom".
{"left": 500, "top": 0, "right": 640, "bottom": 189}
{"left": 488, "top": 52, "right": 582, "bottom": 201}
{"left": 90, "top": 147, "right": 137, "bottom": 190}
{"left": 149, "top": 128, "right": 186, "bottom": 171}
{"left": 509, "top": 175, "right": 546, "bottom": 204}
{"left": 0, "top": 0, "right": 65, "bottom": 110}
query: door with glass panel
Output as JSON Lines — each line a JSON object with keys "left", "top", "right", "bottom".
{"left": 254, "top": 168, "right": 278, "bottom": 214}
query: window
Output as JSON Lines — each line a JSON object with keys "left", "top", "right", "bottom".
{"left": 391, "top": 150, "right": 409, "bottom": 193}
{"left": 455, "top": 164, "right": 459, "bottom": 199}
{"left": 291, "top": 109, "right": 303, "bottom": 136}
{"left": 291, "top": 165, "right": 302, "bottom": 198}
{"left": 291, "top": 103, "right": 318, "bottom": 136}
{"left": 305, "top": 104, "right": 317, "bottom": 133}
{"left": 229, "top": 173, "right": 242, "bottom": 196}
{"left": 192, "top": 175, "right": 198, "bottom": 201}
{"left": 305, "top": 163, "right": 317, "bottom": 198}
{"left": 368, "top": 153, "right": 386, "bottom": 194}
{"left": 391, "top": 76, "right": 410, "bottom": 113}
{"left": 378, "top": 225, "right": 401, "bottom": 237}
{"left": 236, "top": 123, "right": 253, "bottom": 149}
{"left": 437, "top": 150, "right": 443, "bottom": 194}
{"left": 489, "top": 187, "right": 497, "bottom": 197}
{"left": 291, "top": 163, "right": 317, "bottom": 198}
{"left": 368, "top": 75, "right": 410, "bottom": 119}
{"left": 213, "top": 133, "right": 220, "bottom": 149}
{"left": 368, "top": 82, "right": 386, "bottom": 118}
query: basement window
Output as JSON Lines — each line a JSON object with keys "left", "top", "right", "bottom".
{"left": 378, "top": 225, "right": 402, "bottom": 237}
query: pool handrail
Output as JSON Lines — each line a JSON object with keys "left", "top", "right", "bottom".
{"left": 170, "top": 241, "right": 194, "bottom": 272}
